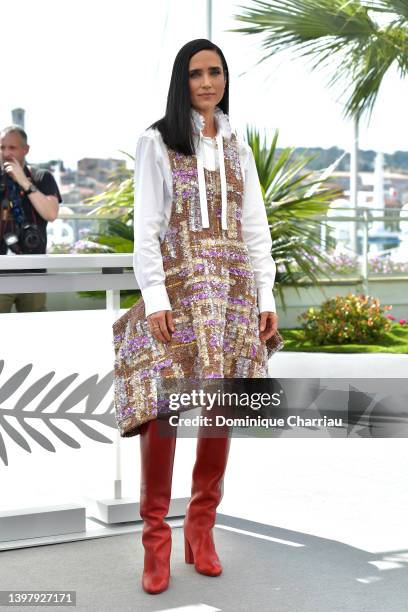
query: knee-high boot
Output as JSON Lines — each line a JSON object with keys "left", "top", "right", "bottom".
{"left": 139, "top": 418, "right": 177, "bottom": 594}
{"left": 183, "top": 426, "right": 232, "bottom": 576}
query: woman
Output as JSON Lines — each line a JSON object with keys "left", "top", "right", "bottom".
{"left": 113, "top": 38, "right": 281, "bottom": 595}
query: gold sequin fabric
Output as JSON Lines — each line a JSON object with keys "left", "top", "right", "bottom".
{"left": 112, "top": 133, "right": 280, "bottom": 437}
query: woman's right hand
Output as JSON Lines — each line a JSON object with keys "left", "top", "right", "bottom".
{"left": 147, "top": 310, "right": 175, "bottom": 343}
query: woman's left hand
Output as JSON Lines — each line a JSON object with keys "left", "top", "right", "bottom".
{"left": 259, "top": 311, "right": 278, "bottom": 343}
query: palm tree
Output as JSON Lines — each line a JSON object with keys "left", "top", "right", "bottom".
{"left": 246, "top": 126, "right": 342, "bottom": 307}
{"left": 86, "top": 152, "right": 134, "bottom": 254}
{"left": 80, "top": 156, "right": 138, "bottom": 308}
{"left": 229, "top": 0, "right": 408, "bottom": 253}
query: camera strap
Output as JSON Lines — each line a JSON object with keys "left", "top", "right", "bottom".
{"left": 25, "top": 165, "right": 40, "bottom": 225}
{"left": 6, "top": 177, "right": 26, "bottom": 225}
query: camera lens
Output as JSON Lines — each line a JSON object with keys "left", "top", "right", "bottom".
{"left": 21, "top": 224, "right": 43, "bottom": 253}
{"left": 25, "top": 232, "right": 41, "bottom": 249}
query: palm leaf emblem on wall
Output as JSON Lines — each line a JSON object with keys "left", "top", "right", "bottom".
{"left": 0, "top": 360, "right": 115, "bottom": 467}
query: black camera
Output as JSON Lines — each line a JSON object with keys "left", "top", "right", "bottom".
{"left": 0, "top": 167, "right": 45, "bottom": 254}
{"left": 3, "top": 223, "right": 45, "bottom": 254}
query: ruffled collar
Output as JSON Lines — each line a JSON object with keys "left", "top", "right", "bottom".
{"left": 190, "top": 105, "right": 231, "bottom": 231}
{"left": 190, "top": 105, "right": 232, "bottom": 140}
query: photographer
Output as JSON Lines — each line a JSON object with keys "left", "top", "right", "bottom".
{"left": 0, "top": 125, "right": 62, "bottom": 313}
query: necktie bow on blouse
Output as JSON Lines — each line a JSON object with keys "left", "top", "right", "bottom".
{"left": 191, "top": 107, "right": 230, "bottom": 231}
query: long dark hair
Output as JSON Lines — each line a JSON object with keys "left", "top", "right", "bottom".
{"left": 148, "top": 39, "right": 230, "bottom": 156}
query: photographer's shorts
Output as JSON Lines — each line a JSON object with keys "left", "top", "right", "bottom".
{"left": 0, "top": 293, "right": 47, "bottom": 313}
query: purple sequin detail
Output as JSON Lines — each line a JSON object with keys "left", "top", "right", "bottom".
{"left": 126, "top": 336, "right": 150, "bottom": 351}
{"left": 191, "top": 279, "right": 229, "bottom": 291}
{"left": 229, "top": 267, "right": 252, "bottom": 277}
{"left": 152, "top": 358, "right": 173, "bottom": 372}
{"left": 173, "top": 167, "right": 197, "bottom": 180}
{"left": 140, "top": 358, "right": 173, "bottom": 379}
{"left": 209, "top": 334, "right": 219, "bottom": 348}
{"left": 181, "top": 187, "right": 198, "bottom": 200}
{"left": 173, "top": 327, "right": 196, "bottom": 343}
{"left": 181, "top": 290, "right": 228, "bottom": 305}
{"left": 120, "top": 406, "right": 134, "bottom": 417}
{"left": 229, "top": 296, "right": 251, "bottom": 306}
{"left": 196, "top": 249, "right": 248, "bottom": 262}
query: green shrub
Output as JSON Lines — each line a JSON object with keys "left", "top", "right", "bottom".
{"left": 298, "top": 293, "right": 392, "bottom": 345}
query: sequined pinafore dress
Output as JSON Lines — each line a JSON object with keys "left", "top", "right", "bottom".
{"left": 113, "top": 132, "right": 277, "bottom": 437}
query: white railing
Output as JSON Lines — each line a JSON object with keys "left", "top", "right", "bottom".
{"left": 0, "top": 253, "right": 138, "bottom": 317}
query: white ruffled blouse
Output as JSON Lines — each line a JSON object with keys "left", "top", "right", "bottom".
{"left": 133, "top": 106, "right": 277, "bottom": 318}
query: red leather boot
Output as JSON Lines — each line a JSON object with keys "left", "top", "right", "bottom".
{"left": 183, "top": 427, "right": 232, "bottom": 576}
{"left": 139, "top": 417, "right": 177, "bottom": 594}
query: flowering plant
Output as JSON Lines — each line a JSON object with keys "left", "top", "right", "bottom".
{"left": 386, "top": 314, "right": 407, "bottom": 326}
{"left": 287, "top": 253, "right": 408, "bottom": 276}
{"left": 48, "top": 240, "right": 115, "bottom": 255}
{"left": 298, "top": 293, "right": 392, "bottom": 345}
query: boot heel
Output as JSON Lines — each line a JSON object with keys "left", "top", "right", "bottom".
{"left": 184, "top": 536, "right": 194, "bottom": 564}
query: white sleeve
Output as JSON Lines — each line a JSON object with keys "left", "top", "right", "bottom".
{"left": 133, "top": 133, "right": 172, "bottom": 318}
{"left": 241, "top": 144, "right": 277, "bottom": 314}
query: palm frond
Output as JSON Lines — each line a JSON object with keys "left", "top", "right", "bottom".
{"left": 333, "top": 23, "right": 403, "bottom": 119}
{"left": 90, "top": 234, "right": 134, "bottom": 253}
{"left": 245, "top": 127, "right": 343, "bottom": 309}
{"left": 85, "top": 174, "right": 133, "bottom": 223}
{"left": 366, "top": 0, "right": 408, "bottom": 20}
{"left": 230, "top": 0, "right": 408, "bottom": 122}
{"left": 230, "top": 0, "right": 377, "bottom": 57}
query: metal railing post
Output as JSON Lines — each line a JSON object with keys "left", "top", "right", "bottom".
{"left": 106, "top": 288, "right": 122, "bottom": 500}
{"left": 361, "top": 209, "right": 369, "bottom": 295}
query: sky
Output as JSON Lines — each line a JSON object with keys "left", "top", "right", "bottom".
{"left": 0, "top": 0, "right": 407, "bottom": 169}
